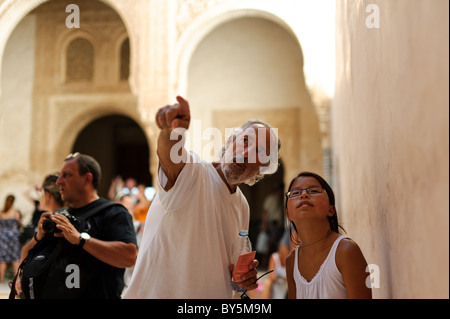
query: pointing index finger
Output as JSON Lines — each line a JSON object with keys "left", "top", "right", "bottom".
{"left": 172, "top": 96, "right": 190, "bottom": 129}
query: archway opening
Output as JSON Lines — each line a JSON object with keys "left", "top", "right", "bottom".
{"left": 72, "top": 115, "right": 152, "bottom": 198}
{"left": 187, "top": 16, "right": 310, "bottom": 266}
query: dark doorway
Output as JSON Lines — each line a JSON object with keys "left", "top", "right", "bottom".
{"left": 72, "top": 115, "right": 152, "bottom": 197}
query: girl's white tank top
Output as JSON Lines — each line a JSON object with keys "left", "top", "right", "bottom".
{"left": 294, "top": 235, "right": 349, "bottom": 299}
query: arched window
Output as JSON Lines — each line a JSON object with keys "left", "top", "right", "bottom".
{"left": 120, "top": 38, "right": 130, "bottom": 80}
{"left": 66, "top": 37, "right": 94, "bottom": 82}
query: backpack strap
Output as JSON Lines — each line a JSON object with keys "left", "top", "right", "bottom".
{"left": 76, "top": 200, "right": 124, "bottom": 223}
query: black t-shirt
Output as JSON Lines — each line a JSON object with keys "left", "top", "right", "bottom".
{"left": 68, "top": 198, "right": 136, "bottom": 247}
{"left": 44, "top": 198, "right": 137, "bottom": 298}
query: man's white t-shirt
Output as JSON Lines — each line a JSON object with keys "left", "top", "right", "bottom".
{"left": 123, "top": 152, "right": 250, "bottom": 298}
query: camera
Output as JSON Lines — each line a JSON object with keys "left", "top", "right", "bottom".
{"left": 42, "top": 208, "right": 79, "bottom": 234}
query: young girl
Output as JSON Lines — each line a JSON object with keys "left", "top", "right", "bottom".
{"left": 285, "top": 172, "right": 372, "bottom": 299}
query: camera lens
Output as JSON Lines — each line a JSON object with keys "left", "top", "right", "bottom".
{"left": 42, "top": 217, "right": 56, "bottom": 234}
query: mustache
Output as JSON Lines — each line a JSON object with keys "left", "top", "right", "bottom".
{"left": 233, "top": 155, "right": 248, "bottom": 169}
{"left": 223, "top": 151, "right": 248, "bottom": 166}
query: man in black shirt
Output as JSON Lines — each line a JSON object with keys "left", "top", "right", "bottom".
{"left": 20, "top": 153, "right": 137, "bottom": 298}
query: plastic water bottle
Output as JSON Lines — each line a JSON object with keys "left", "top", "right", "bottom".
{"left": 231, "top": 230, "right": 252, "bottom": 292}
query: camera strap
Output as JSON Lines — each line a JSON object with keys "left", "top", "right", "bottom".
{"left": 76, "top": 200, "right": 123, "bottom": 224}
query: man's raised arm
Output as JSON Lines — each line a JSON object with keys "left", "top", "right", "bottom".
{"left": 155, "top": 96, "right": 191, "bottom": 191}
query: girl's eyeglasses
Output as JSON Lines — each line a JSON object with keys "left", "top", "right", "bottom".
{"left": 286, "top": 186, "right": 324, "bottom": 199}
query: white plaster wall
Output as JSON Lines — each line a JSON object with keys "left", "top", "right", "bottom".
{"left": 334, "top": 0, "right": 449, "bottom": 298}
{"left": 0, "top": 14, "right": 36, "bottom": 216}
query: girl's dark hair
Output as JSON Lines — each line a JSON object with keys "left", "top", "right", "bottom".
{"left": 42, "top": 173, "right": 64, "bottom": 207}
{"left": 285, "top": 171, "right": 345, "bottom": 245}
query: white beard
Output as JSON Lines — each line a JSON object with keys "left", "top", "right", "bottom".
{"left": 221, "top": 162, "right": 245, "bottom": 185}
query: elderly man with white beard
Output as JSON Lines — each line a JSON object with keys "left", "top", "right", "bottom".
{"left": 124, "top": 96, "right": 280, "bottom": 299}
